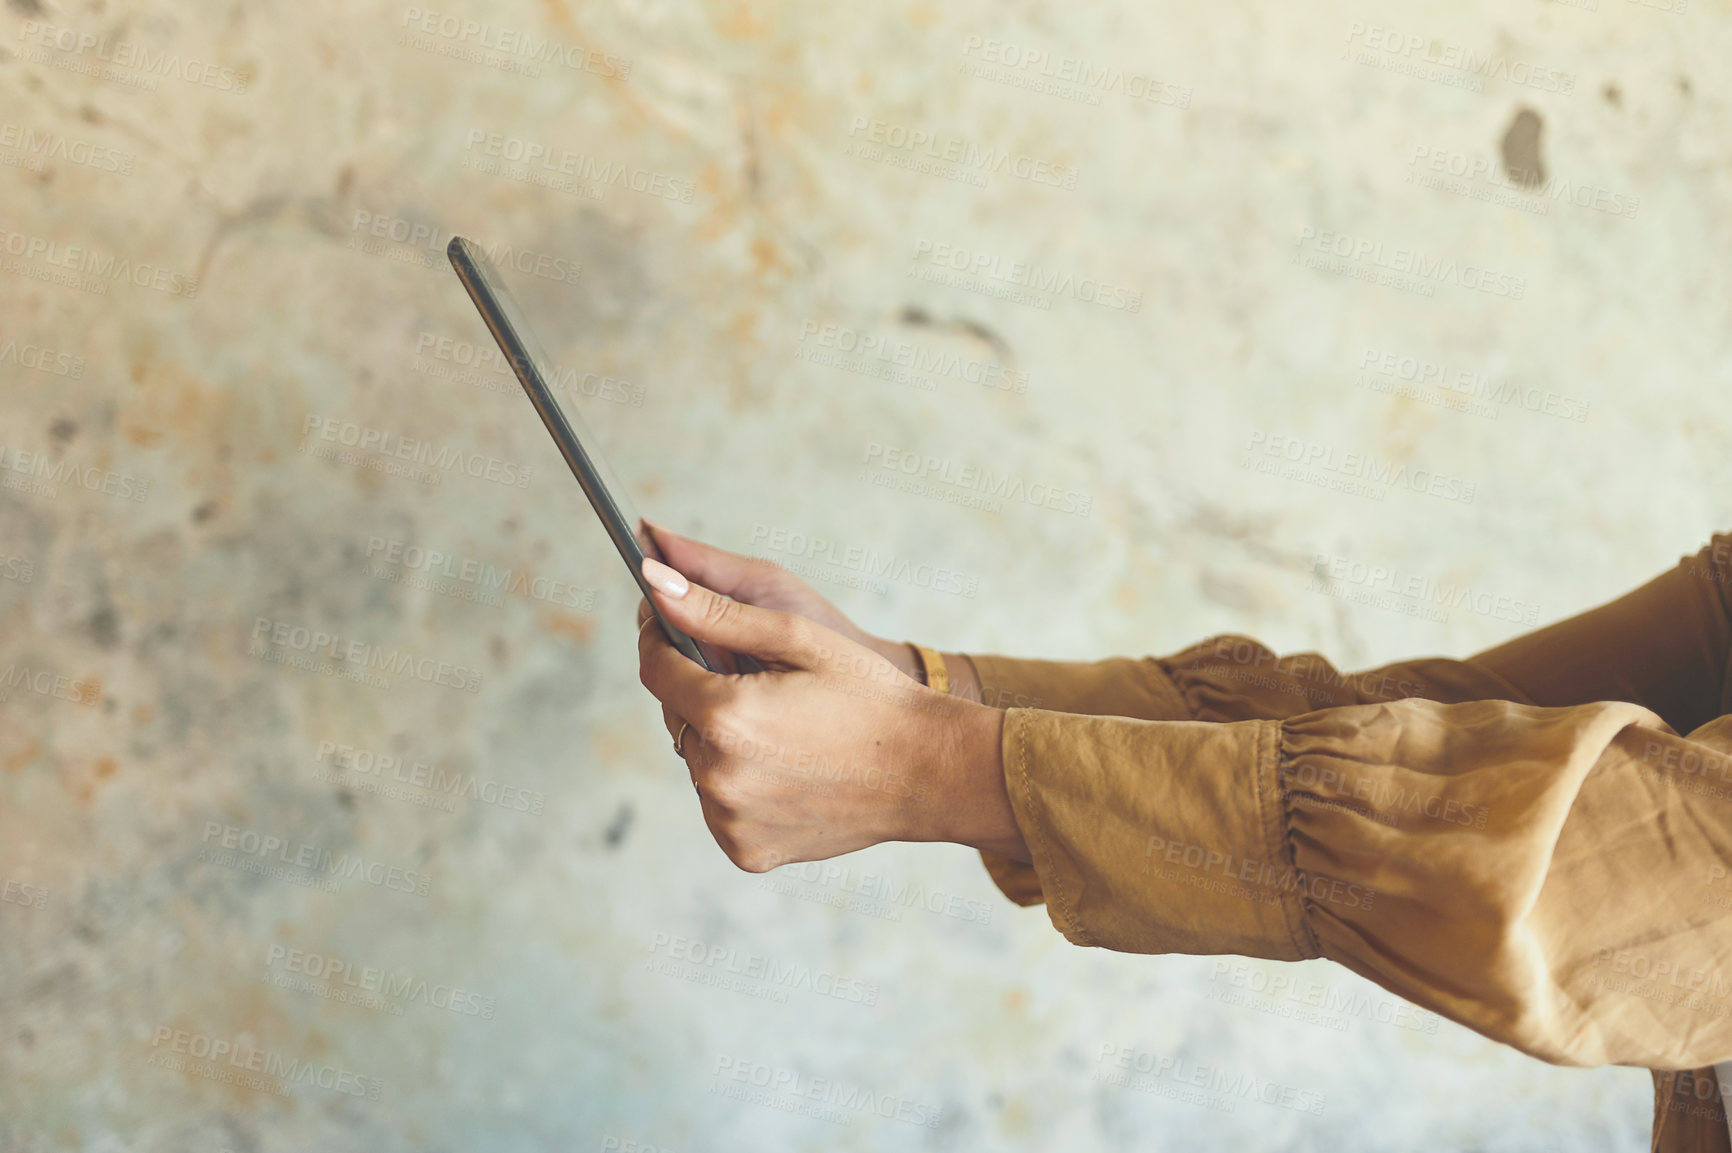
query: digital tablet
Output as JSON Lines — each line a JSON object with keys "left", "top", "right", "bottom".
{"left": 447, "top": 235, "right": 722, "bottom": 671}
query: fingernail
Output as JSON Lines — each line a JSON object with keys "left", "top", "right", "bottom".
{"left": 643, "top": 557, "right": 688, "bottom": 598}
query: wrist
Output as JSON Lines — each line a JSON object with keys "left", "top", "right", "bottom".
{"left": 907, "top": 694, "right": 1029, "bottom": 862}
{"left": 869, "top": 637, "right": 923, "bottom": 682}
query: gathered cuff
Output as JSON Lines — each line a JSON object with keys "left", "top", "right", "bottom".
{"left": 996, "top": 708, "right": 1309, "bottom": 958}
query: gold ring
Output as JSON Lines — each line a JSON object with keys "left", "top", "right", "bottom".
{"left": 674, "top": 721, "right": 691, "bottom": 759}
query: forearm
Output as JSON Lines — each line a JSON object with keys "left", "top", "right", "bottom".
{"left": 927, "top": 698, "right": 1027, "bottom": 863}
{"left": 885, "top": 529, "right": 1732, "bottom": 909}
{"left": 939, "top": 535, "right": 1732, "bottom": 732}
{"left": 1467, "top": 533, "right": 1732, "bottom": 734}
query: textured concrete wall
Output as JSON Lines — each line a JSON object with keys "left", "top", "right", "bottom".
{"left": 2, "top": 0, "right": 1729, "bottom": 1149}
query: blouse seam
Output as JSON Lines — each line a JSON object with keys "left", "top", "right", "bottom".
{"left": 1263, "top": 719, "right": 1320, "bottom": 959}
{"left": 1153, "top": 657, "right": 1201, "bottom": 720}
{"left": 1015, "top": 713, "right": 1088, "bottom": 947}
{"left": 1142, "top": 658, "right": 1192, "bottom": 720}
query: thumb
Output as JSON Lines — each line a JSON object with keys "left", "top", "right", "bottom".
{"left": 643, "top": 557, "right": 814, "bottom": 663}
{"left": 644, "top": 521, "right": 779, "bottom": 604}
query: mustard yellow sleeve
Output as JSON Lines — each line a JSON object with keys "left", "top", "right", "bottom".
{"left": 965, "top": 653, "right": 1193, "bottom": 718}
{"left": 964, "top": 654, "right": 1194, "bottom": 904}
{"left": 964, "top": 640, "right": 1530, "bottom": 906}
{"left": 965, "top": 535, "right": 1732, "bottom": 930}
{"left": 1001, "top": 697, "right": 1732, "bottom": 1070}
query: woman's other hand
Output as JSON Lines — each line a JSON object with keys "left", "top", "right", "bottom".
{"left": 636, "top": 555, "right": 1030, "bottom": 871}
{"left": 641, "top": 521, "right": 923, "bottom": 682}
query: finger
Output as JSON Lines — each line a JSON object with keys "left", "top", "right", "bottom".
{"left": 638, "top": 598, "right": 731, "bottom": 724}
{"left": 642, "top": 558, "right": 816, "bottom": 664}
{"left": 662, "top": 702, "right": 712, "bottom": 762}
{"left": 702, "top": 641, "right": 742, "bottom": 677}
{"left": 644, "top": 521, "right": 788, "bottom": 605}
{"left": 693, "top": 790, "right": 745, "bottom": 863}
{"left": 664, "top": 702, "right": 714, "bottom": 772}
{"left": 644, "top": 593, "right": 739, "bottom": 675}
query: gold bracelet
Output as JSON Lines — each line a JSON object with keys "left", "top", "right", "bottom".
{"left": 910, "top": 643, "right": 949, "bottom": 694}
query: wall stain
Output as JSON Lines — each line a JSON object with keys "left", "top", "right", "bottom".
{"left": 1500, "top": 107, "right": 1546, "bottom": 189}
{"left": 604, "top": 802, "right": 634, "bottom": 849}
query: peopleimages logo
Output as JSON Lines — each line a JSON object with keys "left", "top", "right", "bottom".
{"left": 766, "top": 859, "right": 996, "bottom": 924}
{"left": 200, "top": 821, "right": 433, "bottom": 897}
{"left": 710, "top": 1056, "right": 943, "bottom": 1129}
{"left": 399, "top": 8, "right": 631, "bottom": 78}
{"left": 844, "top": 115, "right": 1080, "bottom": 190}
{"left": 1406, "top": 144, "right": 1639, "bottom": 220}
{"left": 0, "top": 122, "right": 135, "bottom": 176}
{"left": 462, "top": 129, "right": 695, "bottom": 203}
{"left": 1243, "top": 429, "right": 1476, "bottom": 505}
{"left": 365, "top": 536, "right": 594, "bottom": 610}
{"left": 1, "top": 879, "right": 49, "bottom": 909}
{"left": 748, "top": 523, "right": 980, "bottom": 598}
{"left": 646, "top": 933, "right": 880, "bottom": 1007}
{"left": 1357, "top": 346, "right": 1589, "bottom": 423}
{"left": 0, "top": 442, "right": 151, "bottom": 503}
{"left": 1293, "top": 226, "right": 1525, "bottom": 299}
{"left": 314, "top": 740, "right": 545, "bottom": 814}
{"left": 249, "top": 616, "right": 483, "bottom": 694}
{"left": 861, "top": 442, "right": 1093, "bottom": 516}
{"left": 17, "top": 20, "right": 252, "bottom": 93}
{"left": 410, "top": 332, "right": 645, "bottom": 407}
{"left": 1206, "top": 960, "right": 1441, "bottom": 1036}
{"left": 0, "top": 338, "right": 85, "bottom": 379}
{"left": 797, "top": 321, "right": 1030, "bottom": 393}
{"left": 0, "top": 227, "right": 197, "bottom": 297}
{"left": 1142, "top": 833, "right": 1375, "bottom": 911}
{"left": 300, "top": 415, "right": 531, "bottom": 488}
{"left": 349, "top": 210, "right": 582, "bottom": 283}
{"left": 265, "top": 944, "right": 497, "bottom": 1019}
{"left": 1095, "top": 1043, "right": 1327, "bottom": 1115}
{"left": 1280, "top": 758, "right": 1490, "bottom": 829}
{"left": 911, "top": 238, "right": 1141, "bottom": 313}
{"left": 0, "top": 663, "right": 100, "bottom": 706}
{"left": 957, "top": 36, "right": 1192, "bottom": 108}
{"left": 1309, "top": 551, "right": 1541, "bottom": 626}
{"left": 1341, "top": 22, "right": 1575, "bottom": 94}
{"left": 148, "top": 1027, "right": 382, "bottom": 1099}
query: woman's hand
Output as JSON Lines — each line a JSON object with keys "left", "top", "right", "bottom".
{"left": 640, "top": 521, "right": 923, "bottom": 681}
{"left": 636, "top": 555, "right": 1030, "bottom": 871}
